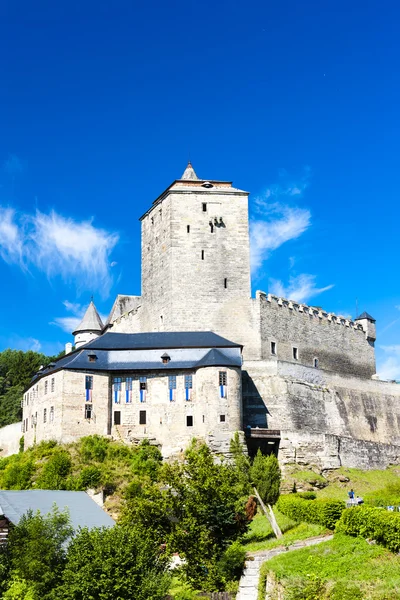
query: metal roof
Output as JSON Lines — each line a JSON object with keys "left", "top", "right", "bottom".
{"left": 0, "top": 490, "right": 115, "bottom": 530}
{"left": 355, "top": 311, "right": 376, "bottom": 322}
{"left": 72, "top": 302, "right": 104, "bottom": 335}
{"left": 84, "top": 331, "right": 241, "bottom": 350}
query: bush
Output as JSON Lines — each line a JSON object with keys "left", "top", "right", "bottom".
{"left": 76, "top": 465, "right": 102, "bottom": 489}
{"left": 336, "top": 506, "right": 400, "bottom": 553}
{"left": 277, "top": 495, "right": 345, "bottom": 530}
{"left": 217, "top": 540, "right": 246, "bottom": 582}
{"left": 35, "top": 450, "right": 71, "bottom": 489}
{"left": 297, "top": 492, "right": 317, "bottom": 500}
{"left": 78, "top": 435, "right": 109, "bottom": 462}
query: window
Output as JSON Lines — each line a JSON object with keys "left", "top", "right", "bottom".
{"left": 202, "top": 415, "right": 205, "bottom": 423}
{"left": 202, "top": 203, "right": 207, "bottom": 212}
{"left": 113, "top": 377, "right": 122, "bottom": 403}
{"left": 161, "top": 353, "right": 171, "bottom": 364}
{"left": 224, "top": 278, "right": 227, "bottom": 288}
{"left": 186, "top": 415, "right": 193, "bottom": 427}
{"left": 43, "top": 408, "right": 47, "bottom": 423}
{"left": 139, "top": 410, "right": 146, "bottom": 425}
{"left": 187, "top": 225, "right": 190, "bottom": 233}
{"left": 125, "top": 377, "right": 133, "bottom": 403}
{"left": 139, "top": 377, "right": 147, "bottom": 402}
{"left": 210, "top": 222, "right": 214, "bottom": 233}
{"left": 219, "top": 371, "right": 227, "bottom": 398}
{"left": 50, "top": 406, "right": 54, "bottom": 422}
{"left": 314, "top": 358, "right": 319, "bottom": 368}
{"left": 201, "top": 250, "right": 204, "bottom": 260}
{"left": 44, "top": 381, "right": 48, "bottom": 395}
{"left": 51, "top": 378, "right": 55, "bottom": 393}
{"left": 168, "top": 375, "right": 177, "bottom": 401}
{"left": 220, "top": 414, "right": 226, "bottom": 422}
{"left": 293, "top": 347, "right": 299, "bottom": 360}
{"left": 85, "top": 404, "right": 92, "bottom": 419}
{"left": 271, "top": 341, "right": 277, "bottom": 355}
{"left": 184, "top": 374, "right": 193, "bottom": 401}
{"left": 85, "top": 375, "right": 93, "bottom": 402}
{"left": 88, "top": 353, "right": 97, "bottom": 363}
{"left": 114, "top": 411, "right": 121, "bottom": 425}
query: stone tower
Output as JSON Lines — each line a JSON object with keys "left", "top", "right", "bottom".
{"left": 139, "top": 162, "right": 253, "bottom": 341}
{"left": 73, "top": 301, "right": 104, "bottom": 348}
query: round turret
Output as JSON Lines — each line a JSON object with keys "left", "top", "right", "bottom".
{"left": 72, "top": 301, "right": 104, "bottom": 348}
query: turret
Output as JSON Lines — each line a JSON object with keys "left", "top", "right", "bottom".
{"left": 355, "top": 311, "right": 376, "bottom": 345}
{"left": 72, "top": 301, "right": 104, "bottom": 348}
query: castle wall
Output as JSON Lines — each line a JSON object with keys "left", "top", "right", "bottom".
{"left": 258, "top": 292, "right": 376, "bottom": 378}
{"left": 112, "top": 365, "right": 242, "bottom": 458}
{"left": 243, "top": 359, "right": 400, "bottom": 468}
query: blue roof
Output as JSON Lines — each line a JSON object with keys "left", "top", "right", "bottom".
{"left": 355, "top": 312, "right": 376, "bottom": 322}
{"left": 0, "top": 490, "right": 115, "bottom": 530}
{"left": 84, "top": 331, "right": 241, "bottom": 350}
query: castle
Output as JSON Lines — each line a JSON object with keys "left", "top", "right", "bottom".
{"left": 21, "top": 162, "right": 400, "bottom": 469}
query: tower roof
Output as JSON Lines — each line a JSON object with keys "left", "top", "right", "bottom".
{"left": 72, "top": 301, "right": 104, "bottom": 335}
{"left": 180, "top": 161, "right": 199, "bottom": 181}
{"left": 355, "top": 311, "right": 376, "bottom": 323}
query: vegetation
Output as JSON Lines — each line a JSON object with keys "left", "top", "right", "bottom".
{"left": 250, "top": 449, "right": 281, "bottom": 506}
{"left": 336, "top": 505, "right": 400, "bottom": 553}
{"left": 0, "top": 509, "right": 171, "bottom": 600}
{"left": 277, "top": 495, "right": 345, "bottom": 530}
{"left": 0, "top": 349, "right": 60, "bottom": 428}
{"left": 258, "top": 533, "right": 400, "bottom": 600}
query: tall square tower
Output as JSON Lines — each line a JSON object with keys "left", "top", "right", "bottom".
{"left": 139, "top": 162, "right": 252, "bottom": 335}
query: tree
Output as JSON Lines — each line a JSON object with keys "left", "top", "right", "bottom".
{"left": 250, "top": 450, "right": 281, "bottom": 506}
{"left": 59, "top": 524, "right": 171, "bottom": 600}
{"left": 0, "top": 507, "right": 73, "bottom": 599}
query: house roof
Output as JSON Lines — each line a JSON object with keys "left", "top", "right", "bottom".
{"left": 0, "top": 490, "right": 115, "bottom": 530}
{"left": 355, "top": 311, "right": 376, "bottom": 322}
{"left": 72, "top": 302, "right": 104, "bottom": 335}
{"left": 30, "top": 331, "right": 242, "bottom": 384}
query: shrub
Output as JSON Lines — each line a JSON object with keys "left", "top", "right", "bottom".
{"left": 35, "top": 450, "right": 71, "bottom": 489}
{"left": 277, "top": 495, "right": 345, "bottom": 530}
{"left": 77, "top": 465, "right": 102, "bottom": 489}
{"left": 78, "top": 435, "right": 109, "bottom": 462}
{"left": 336, "top": 506, "right": 400, "bottom": 553}
{"left": 0, "top": 456, "right": 35, "bottom": 489}
{"left": 217, "top": 540, "right": 246, "bottom": 582}
{"left": 297, "top": 491, "right": 317, "bottom": 500}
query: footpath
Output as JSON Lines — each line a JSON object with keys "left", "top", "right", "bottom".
{"left": 236, "top": 534, "right": 334, "bottom": 600}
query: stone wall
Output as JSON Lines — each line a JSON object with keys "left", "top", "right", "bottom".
{"left": 258, "top": 293, "right": 376, "bottom": 378}
{"left": 0, "top": 422, "right": 21, "bottom": 457}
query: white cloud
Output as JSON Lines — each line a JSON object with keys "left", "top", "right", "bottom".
{"left": 0, "top": 207, "right": 24, "bottom": 264}
{"left": 250, "top": 204, "right": 311, "bottom": 272}
{"left": 378, "top": 346, "right": 400, "bottom": 381}
{"left": 0, "top": 205, "right": 119, "bottom": 296}
{"left": 268, "top": 274, "right": 334, "bottom": 304}
{"left": 254, "top": 166, "right": 311, "bottom": 212}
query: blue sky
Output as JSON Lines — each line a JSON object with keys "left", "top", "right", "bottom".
{"left": 0, "top": 0, "right": 399, "bottom": 378}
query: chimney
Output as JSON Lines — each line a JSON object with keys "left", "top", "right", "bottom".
{"left": 65, "top": 342, "right": 73, "bottom": 355}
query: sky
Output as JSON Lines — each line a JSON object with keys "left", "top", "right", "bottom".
{"left": 0, "top": 0, "right": 399, "bottom": 378}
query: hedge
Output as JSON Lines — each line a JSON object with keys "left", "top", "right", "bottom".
{"left": 276, "top": 495, "right": 345, "bottom": 530}
{"left": 336, "top": 506, "right": 400, "bottom": 553}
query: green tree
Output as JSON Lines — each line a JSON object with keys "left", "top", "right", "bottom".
{"left": 229, "top": 432, "right": 251, "bottom": 495}
{"left": 0, "top": 507, "right": 73, "bottom": 599}
{"left": 250, "top": 450, "right": 281, "bottom": 506}
{"left": 59, "top": 524, "right": 171, "bottom": 600}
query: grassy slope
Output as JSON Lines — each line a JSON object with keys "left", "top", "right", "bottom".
{"left": 258, "top": 533, "right": 400, "bottom": 600}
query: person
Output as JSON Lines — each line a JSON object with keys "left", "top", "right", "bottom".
{"left": 356, "top": 496, "right": 364, "bottom": 505}
{"left": 348, "top": 489, "right": 355, "bottom": 500}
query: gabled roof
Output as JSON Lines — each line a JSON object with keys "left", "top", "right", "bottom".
{"left": 83, "top": 331, "right": 241, "bottom": 351}
{"left": 180, "top": 160, "right": 199, "bottom": 181}
{"left": 0, "top": 490, "right": 115, "bottom": 530}
{"left": 355, "top": 312, "right": 376, "bottom": 322}
{"left": 73, "top": 301, "right": 104, "bottom": 335}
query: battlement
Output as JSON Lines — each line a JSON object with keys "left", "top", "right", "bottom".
{"left": 256, "top": 291, "right": 365, "bottom": 333}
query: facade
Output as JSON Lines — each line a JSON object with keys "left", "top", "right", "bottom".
{"left": 23, "top": 332, "right": 242, "bottom": 457}
{"left": 22, "top": 162, "right": 400, "bottom": 468}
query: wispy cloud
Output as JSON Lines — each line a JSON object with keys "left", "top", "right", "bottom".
{"left": 268, "top": 274, "right": 334, "bottom": 304}
{"left": 0, "top": 205, "right": 119, "bottom": 296}
{"left": 250, "top": 204, "right": 311, "bottom": 272}
{"left": 378, "top": 345, "right": 400, "bottom": 381}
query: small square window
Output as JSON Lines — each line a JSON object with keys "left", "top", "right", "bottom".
{"left": 114, "top": 411, "right": 121, "bottom": 425}
{"left": 186, "top": 415, "right": 193, "bottom": 427}
{"left": 220, "top": 414, "right": 226, "bottom": 422}
{"left": 85, "top": 404, "right": 92, "bottom": 420}
{"left": 271, "top": 341, "right": 277, "bottom": 355}
{"left": 139, "top": 410, "right": 146, "bottom": 425}
{"left": 293, "top": 347, "right": 299, "bottom": 360}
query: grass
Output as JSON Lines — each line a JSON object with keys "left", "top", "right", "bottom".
{"left": 258, "top": 533, "right": 400, "bottom": 600}
{"left": 316, "top": 466, "right": 400, "bottom": 501}
{"left": 242, "top": 511, "right": 327, "bottom": 553}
